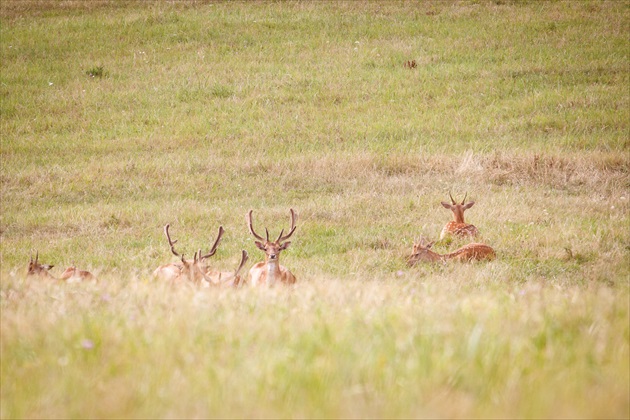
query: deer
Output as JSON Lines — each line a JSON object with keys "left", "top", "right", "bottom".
{"left": 27, "top": 251, "right": 56, "bottom": 280}
{"left": 59, "top": 265, "right": 96, "bottom": 283}
{"left": 440, "top": 192, "right": 479, "bottom": 239}
{"left": 153, "top": 224, "right": 224, "bottom": 285}
{"left": 246, "top": 208, "right": 297, "bottom": 286}
{"left": 407, "top": 238, "right": 496, "bottom": 266}
{"left": 204, "top": 250, "right": 249, "bottom": 287}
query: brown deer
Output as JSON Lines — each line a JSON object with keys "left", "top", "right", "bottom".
{"left": 246, "top": 209, "right": 297, "bottom": 286}
{"left": 440, "top": 192, "right": 479, "bottom": 239}
{"left": 153, "top": 224, "right": 224, "bottom": 285}
{"left": 407, "top": 238, "right": 495, "bottom": 266}
{"left": 59, "top": 265, "right": 96, "bottom": 283}
{"left": 204, "top": 250, "right": 249, "bottom": 287}
{"left": 27, "top": 251, "right": 56, "bottom": 280}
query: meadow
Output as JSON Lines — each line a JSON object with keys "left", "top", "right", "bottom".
{"left": 1, "top": 1, "right": 629, "bottom": 418}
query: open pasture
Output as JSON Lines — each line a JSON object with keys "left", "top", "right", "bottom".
{"left": 1, "top": 1, "right": 628, "bottom": 418}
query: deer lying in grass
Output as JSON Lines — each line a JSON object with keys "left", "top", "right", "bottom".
{"left": 203, "top": 250, "right": 249, "bottom": 287}
{"left": 440, "top": 192, "right": 479, "bottom": 239}
{"left": 153, "top": 224, "right": 248, "bottom": 287}
{"left": 246, "top": 209, "right": 297, "bottom": 286}
{"left": 59, "top": 265, "right": 96, "bottom": 283}
{"left": 153, "top": 224, "right": 224, "bottom": 285}
{"left": 28, "top": 252, "right": 96, "bottom": 282}
{"left": 27, "top": 251, "right": 56, "bottom": 280}
{"left": 407, "top": 238, "right": 495, "bottom": 266}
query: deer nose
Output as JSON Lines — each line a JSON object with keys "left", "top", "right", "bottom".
{"left": 269, "top": 254, "right": 277, "bottom": 260}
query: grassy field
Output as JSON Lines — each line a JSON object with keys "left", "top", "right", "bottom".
{"left": 1, "top": 1, "right": 629, "bottom": 418}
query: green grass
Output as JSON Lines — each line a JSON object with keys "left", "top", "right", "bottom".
{"left": 1, "top": 1, "right": 629, "bottom": 418}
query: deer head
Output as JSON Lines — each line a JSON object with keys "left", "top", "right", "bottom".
{"left": 164, "top": 223, "right": 224, "bottom": 283}
{"left": 247, "top": 209, "right": 296, "bottom": 264}
{"left": 441, "top": 192, "right": 475, "bottom": 223}
{"left": 407, "top": 238, "right": 442, "bottom": 265}
{"left": 27, "top": 251, "right": 56, "bottom": 279}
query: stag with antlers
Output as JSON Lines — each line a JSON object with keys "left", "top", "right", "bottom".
{"left": 153, "top": 224, "right": 224, "bottom": 285}
{"left": 440, "top": 192, "right": 480, "bottom": 239}
{"left": 246, "top": 209, "right": 297, "bottom": 286}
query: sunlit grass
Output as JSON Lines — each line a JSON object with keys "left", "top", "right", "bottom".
{"left": 2, "top": 276, "right": 628, "bottom": 418}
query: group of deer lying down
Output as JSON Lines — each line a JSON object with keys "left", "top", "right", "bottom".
{"left": 26, "top": 194, "right": 496, "bottom": 286}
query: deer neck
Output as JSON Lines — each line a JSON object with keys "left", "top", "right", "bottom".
{"left": 265, "top": 258, "right": 282, "bottom": 285}
{"left": 411, "top": 249, "right": 444, "bottom": 263}
{"left": 452, "top": 207, "right": 465, "bottom": 223}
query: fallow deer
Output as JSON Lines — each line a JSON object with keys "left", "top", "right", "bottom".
{"left": 153, "top": 224, "right": 224, "bottom": 285}
{"left": 204, "top": 250, "right": 249, "bottom": 287}
{"left": 407, "top": 238, "right": 496, "bottom": 266}
{"left": 27, "top": 251, "right": 56, "bottom": 280}
{"left": 246, "top": 209, "right": 297, "bottom": 286}
{"left": 59, "top": 265, "right": 96, "bottom": 283}
{"left": 440, "top": 192, "right": 479, "bottom": 239}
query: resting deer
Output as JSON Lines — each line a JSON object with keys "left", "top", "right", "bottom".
{"left": 204, "top": 250, "right": 249, "bottom": 287}
{"left": 246, "top": 209, "right": 297, "bottom": 286}
{"left": 153, "top": 224, "right": 224, "bottom": 285}
{"left": 27, "top": 251, "right": 56, "bottom": 280}
{"left": 407, "top": 238, "right": 496, "bottom": 266}
{"left": 59, "top": 265, "right": 96, "bottom": 283}
{"left": 440, "top": 192, "right": 479, "bottom": 239}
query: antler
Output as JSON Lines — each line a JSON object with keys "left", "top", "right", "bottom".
{"left": 232, "top": 250, "right": 249, "bottom": 287}
{"left": 448, "top": 191, "right": 469, "bottom": 205}
{"left": 199, "top": 226, "right": 224, "bottom": 260}
{"left": 248, "top": 209, "right": 297, "bottom": 243}
{"left": 247, "top": 210, "right": 266, "bottom": 241}
{"left": 164, "top": 224, "right": 180, "bottom": 257}
{"left": 234, "top": 250, "right": 249, "bottom": 276}
{"left": 277, "top": 208, "right": 297, "bottom": 242}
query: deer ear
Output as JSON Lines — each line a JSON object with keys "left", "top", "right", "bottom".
{"left": 463, "top": 201, "right": 475, "bottom": 210}
{"left": 279, "top": 241, "right": 291, "bottom": 251}
{"left": 441, "top": 202, "right": 452, "bottom": 209}
{"left": 255, "top": 241, "right": 266, "bottom": 251}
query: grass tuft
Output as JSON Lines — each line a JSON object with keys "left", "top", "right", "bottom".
{"left": 85, "top": 65, "right": 106, "bottom": 78}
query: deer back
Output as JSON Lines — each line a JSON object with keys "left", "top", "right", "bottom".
{"left": 444, "top": 243, "right": 496, "bottom": 262}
